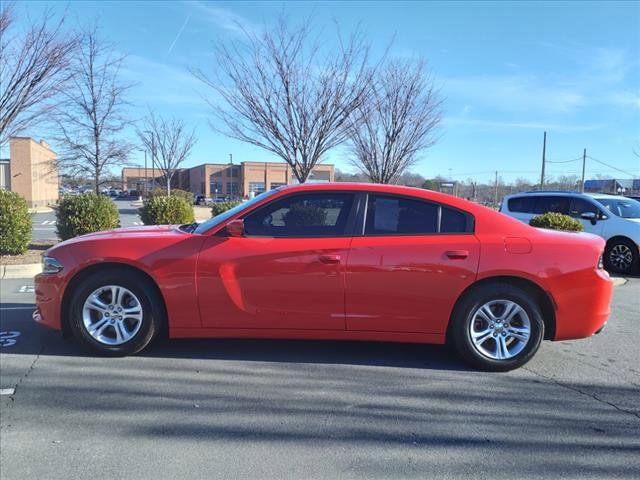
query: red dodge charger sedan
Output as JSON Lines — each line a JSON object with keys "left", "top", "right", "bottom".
{"left": 34, "top": 183, "right": 613, "bottom": 371}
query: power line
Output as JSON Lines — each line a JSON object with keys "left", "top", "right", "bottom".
{"left": 586, "top": 155, "right": 638, "bottom": 177}
{"left": 545, "top": 157, "right": 582, "bottom": 164}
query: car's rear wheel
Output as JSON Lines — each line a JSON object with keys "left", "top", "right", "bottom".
{"left": 450, "top": 283, "right": 544, "bottom": 371}
{"left": 68, "top": 269, "right": 163, "bottom": 355}
{"left": 604, "top": 238, "right": 638, "bottom": 274}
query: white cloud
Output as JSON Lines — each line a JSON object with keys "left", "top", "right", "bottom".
{"left": 184, "top": 0, "right": 259, "bottom": 35}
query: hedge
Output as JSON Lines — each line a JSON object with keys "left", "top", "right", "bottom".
{"left": 211, "top": 201, "right": 241, "bottom": 217}
{"left": 146, "top": 188, "right": 193, "bottom": 203}
{"left": 529, "top": 212, "right": 584, "bottom": 232}
{"left": 139, "top": 195, "right": 194, "bottom": 225}
{"left": 56, "top": 193, "right": 120, "bottom": 240}
{"left": 0, "top": 190, "right": 32, "bottom": 255}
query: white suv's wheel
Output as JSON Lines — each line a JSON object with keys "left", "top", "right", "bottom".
{"left": 605, "top": 238, "right": 638, "bottom": 274}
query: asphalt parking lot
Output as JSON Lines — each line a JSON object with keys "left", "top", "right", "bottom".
{"left": 1, "top": 276, "right": 639, "bottom": 479}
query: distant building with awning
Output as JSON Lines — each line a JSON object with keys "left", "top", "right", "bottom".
{"left": 584, "top": 178, "right": 640, "bottom": 194}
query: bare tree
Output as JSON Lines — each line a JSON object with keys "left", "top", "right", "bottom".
{"left": 348, "top": 59, "right": 441, "bottom": 184}
{"left": 54, "top": 26, "right": 133, "bottom": 194}
{"left": 194, "top": 19, "right": 373, "bottom": 183}
{"left": 0, "top": 5, "right": 78, "bottom": 146}
{"left": 138, "top": 113, "right": 196, "bottom": 195}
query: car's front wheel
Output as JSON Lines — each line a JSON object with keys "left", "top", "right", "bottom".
{"left": 68, "top": 269, "right": 163, "bottom": 355}
{"left": 450, "top": 283, "right": 544, "bottom": 371}
{"left": 604, "top": 238, "right": 638, "bottom": 274}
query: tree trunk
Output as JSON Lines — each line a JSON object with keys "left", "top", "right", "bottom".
{"left": 166, "top": 177, "right": 171, "bottom": 196}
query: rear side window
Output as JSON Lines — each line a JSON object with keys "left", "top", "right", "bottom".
{"left": 508, "top": 196, "right": 536, "bottom": 213}
{"left": 533, "top": 196, "right": 570, "bottom": 214}
{"left": 365, "top": 194, "right": 472, "bottom": 235}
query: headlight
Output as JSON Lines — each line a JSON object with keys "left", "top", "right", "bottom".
{"left": 42, "top": 256, "right": 63, "bottom": 274}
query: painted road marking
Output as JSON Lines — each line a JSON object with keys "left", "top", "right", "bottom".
{"left": 0, "top": 331, "right": 21, "bottom": 347}
{"left": 19, "top": 285, "right": 35, "bottom": 293}
{"left": 40, "top": 220, "right": 56, "bottom": 225}
{"left": 0, "top": 388, "right": 15, "bottom": 395}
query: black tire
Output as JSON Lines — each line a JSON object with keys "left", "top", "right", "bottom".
{"left": 449, "top": 283, "right": 544, "bottom": 372}
{"left": 68, "top": 268, "right": 164, "bottom": 356}
{"left": 604, "top": 238, "right": 639, "bottom": 274}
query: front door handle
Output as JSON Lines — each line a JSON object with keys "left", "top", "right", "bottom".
{"left": 445, "top": 250, "right": 469, "bottom": 260}
{"left": 318, "top": 254, "right": 341, "bottom": 264}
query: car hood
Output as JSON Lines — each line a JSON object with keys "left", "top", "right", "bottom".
{"left": 50, "top": 225, "right": 183, "bottom": 250}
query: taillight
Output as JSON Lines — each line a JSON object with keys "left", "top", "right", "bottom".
{"left": 598, "top": 255, "right": 604, "bottom": 270}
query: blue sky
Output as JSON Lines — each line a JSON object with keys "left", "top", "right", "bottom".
{"left": 15, "top": 0, "right": 640, "bottom": 183}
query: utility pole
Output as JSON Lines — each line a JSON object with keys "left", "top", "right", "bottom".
{"left": 229, "top": 153, "right": 233, "bottom": 164}
{"left": 580, "top": 148, "right": 586, "bottom": 193}
{"left": 539, "top": 131, "right": 547, "bottom": 190}
{"left": 144, "top": 149, "right": 147, "bottom": 195}
{"left": 151, "top": 133, "right": 156, "bottom": 190}
{"left": 494, "top": 171, "right": 499, "bottom": 207}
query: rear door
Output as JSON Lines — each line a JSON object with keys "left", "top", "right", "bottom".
{"left": 345, "top": 193, "right": 480, "bottom": 334}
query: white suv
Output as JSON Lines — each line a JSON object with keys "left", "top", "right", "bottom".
{"left": 500, "top": 192, "right": 640, "bottom": 274}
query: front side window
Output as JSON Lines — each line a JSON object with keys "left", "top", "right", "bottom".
{"left": 365, "top": 194, "right": 471, "bottom": 235}
{"left": 569, "top": 198, "right": 599, "bottom": 218}
{"left": 244, "top": 193, "right": 354, "bottom": 237}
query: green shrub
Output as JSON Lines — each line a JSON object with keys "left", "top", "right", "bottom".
{"left": 146, "top": 188, "right": 193, "bottom": 203}
{"left": 56, "top": 193, "right": 120, "bottom": 240}
{"left": 283, "top": 202, "right": 327, "bottom": 227}
{"left": 139, "top": 195, "right": 194, "bottom": 225}
{"left": 529, "top": 212, "right": 584, "bottom": 232}
{"left": 211, "top": 201, "right": 241, "bottom": 217}
{"left": 0, "top": 190, "right": 32, "bottom": 255}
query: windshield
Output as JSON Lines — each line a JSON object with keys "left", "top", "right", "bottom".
{"left": 193, "top": 190, "right": 279, "bottom": 234}
{"left": 595, "top": 198, "right": 640, "bottom": 219}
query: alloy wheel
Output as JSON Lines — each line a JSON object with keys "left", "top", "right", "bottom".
{"left": 469, "top": 299, "right": 531, "bottom": 360}
{"left": 609, "top": 244, "right": 633, "bottom": 272}
{"left": 82, "top": 285, "right": 143, "bottom": 345}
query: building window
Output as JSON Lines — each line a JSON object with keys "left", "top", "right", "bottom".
{"left": 226, "top": 182, "right": 239, "bottom": 195}
{"left": 270, "top": 182, "right": 286, "bottom": 190}
{"left": 210, "top": 181, "right": 222, "bottom": 196}
{"left": 230, "top": 167, "right": 239, "bottom": 178}
{"left": 213, "top": 170, "right": 223, "bottom": 177}
{"left": 249, "top": 182, "right": 266, "bottom": 194}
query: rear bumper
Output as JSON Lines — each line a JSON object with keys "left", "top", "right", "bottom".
{"left": 551, "top": 268, "right": 613, "bottom": 341}
{"left": 34, "top": 273, "right": 64, "bottom": 331}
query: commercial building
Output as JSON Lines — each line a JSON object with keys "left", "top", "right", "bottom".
{"left": 0, "top": 137, "right": 59, "bottom": 208}
{"left": 122, "top": 161, "right": 334, "bottom": 199}
{"left": 584, "top": 178, "right": 640, "bottom": 195}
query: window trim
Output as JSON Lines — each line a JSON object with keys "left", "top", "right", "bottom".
{"left": 356, "top": 192, "right": 475, "bottom": 237}
{"left": 239, "top": 191, "right": 360, "bottom": 239}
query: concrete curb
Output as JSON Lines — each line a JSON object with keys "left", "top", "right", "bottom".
{"left": 1, "top": 263, "right": 42, "bottom": 279}
{"left": 611, "top": 276, "right": 628, "bottom": 287}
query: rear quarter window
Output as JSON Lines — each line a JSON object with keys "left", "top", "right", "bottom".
{"left": 507, "top": 197, "right": 536, "bottom": 213}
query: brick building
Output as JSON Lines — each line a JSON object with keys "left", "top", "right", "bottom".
{"left": 122, "top": 161, "right": 334, "bottom": 199}
{"left": 0, "top": 137, "right": 59, "bottom": 208}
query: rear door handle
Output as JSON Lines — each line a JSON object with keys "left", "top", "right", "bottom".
{"left": 318, "top": 254, "right": 341, "bottom": 264}
{"left": 445, "top": 250, "right": 469, "bottom": 260}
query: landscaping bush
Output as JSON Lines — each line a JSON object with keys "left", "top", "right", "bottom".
{"left": 529, "top": 212, "right": 583, "bottom": 232}
{"left": 139, "top": 195, "right": 194, "bottom": 225}
{"left": 0, "top": 190, "right": 32, "bottom": 255}
{"left": 146, "top": 188, "right": 193, "bottom": 203}
{"left": 56, "top": 193, "right": 120, "bottom": 240}
{"left": 283, "top": 201, "right": 327, "bottom": 227}
{"left": 211, "top": 201, "right": 241, "bottom": 217}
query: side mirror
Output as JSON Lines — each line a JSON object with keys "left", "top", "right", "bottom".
{"left": 225, "top": 219, "right": 244, "bottom": 237}
{"left": 580, "top": 212, "right": 597, "bottom": 225}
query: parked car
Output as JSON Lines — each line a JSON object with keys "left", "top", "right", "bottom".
{"left": 194, "top": 194, "right": 211, "bottom": 206}
{"left": 34, "top": 183, "right": 613, "bottom": 371}
{"left": 501, "top": 192, "right": 640, "bottom": 274}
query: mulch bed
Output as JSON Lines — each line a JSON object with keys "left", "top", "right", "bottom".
{"left": 1, "top": 240, "right": 58, "bottom": 265}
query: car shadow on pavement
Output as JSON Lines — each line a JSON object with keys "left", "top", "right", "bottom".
{"left": 1, "top": 302, "right": 467, "bottom": 371}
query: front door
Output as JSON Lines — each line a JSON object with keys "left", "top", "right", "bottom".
{"left": 197, "top": 192, "right": 356, "bottom": 330}
{"left": 568, "top": 197, "right": 605, "bottom": 236}
{"left": 346, "top": 194, "right": 480, "bottom": 334}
